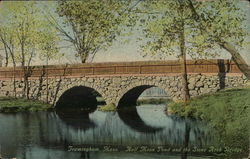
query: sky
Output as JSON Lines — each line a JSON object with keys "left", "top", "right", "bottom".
{"left": 0, "top": 0, "right": 249, "bottom": 66}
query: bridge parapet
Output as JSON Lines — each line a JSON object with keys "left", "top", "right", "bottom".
{"left": 0, "top": 59, "right": 244, "bottom": 79}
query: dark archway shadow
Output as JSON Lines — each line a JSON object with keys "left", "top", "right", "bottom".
{"left": 117, "top": 106, "right": 164, "bottom": 133}
{"left": 56, "top": 110, "right": 96, "bottom": 131}
{"left": 118, "top": 85, "right": 154, "bottom": 107}
{"left": 55, "top": 86, "right": 105, "bottom": 111}
{"left": 55, "top": 86, "right": 103, "bottom": 131}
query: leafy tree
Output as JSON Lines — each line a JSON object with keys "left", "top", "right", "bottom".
{"left": 139, "top": 0, "right": 213, "bottom": 102}
{"left": 55, "top": 0, "right": 135, "bottom": 63}
{"left": 185, "top": 0, "right": 250, "bottom": 79}
{"left": 0, "top": 27, "right": 15, "bottom": 67}
{"left": 0, "top": 1, "right": 60, "bottom": 99}
{"left": 139, "top": 0, "right": 249, "bottom": 101}
{"left": 0, "top": 26, "right": 17, "bottom": 97}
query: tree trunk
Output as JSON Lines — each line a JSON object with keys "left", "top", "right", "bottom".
{"left": 22, "top": 67, "right": 31, "bottom": 99}
{"left": 180, "top": 42, "right": 191, "bottom": 102}
{"left": 5, "top": 53, "right": 8, "bottom": 67}
{"left": 80, "top": 52, "right": 89, "bottom": 63}
{"left": 13, "top": 64, "right": 17, "bottom": 98}
{"left": 3, "top": 44, "right": 9, "bottom": 67}
{"left": 179, "top": 2, "right": 190, "bottom": 102}
{"left": 220, "top": 42, "right": 250, "bottom": 79}
{"left": 9, "top": 45, "right": 16, "bottom": 98}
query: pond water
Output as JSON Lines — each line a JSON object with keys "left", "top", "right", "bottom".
{"left": 0, "top": 104, "right": 217, "bottom": 159}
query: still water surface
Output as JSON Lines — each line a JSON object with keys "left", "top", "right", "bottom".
{"left": 0, "top": 105, "right": 213, "bottom": 159}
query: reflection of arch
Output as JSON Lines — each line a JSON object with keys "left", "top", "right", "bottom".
{"left": 55, "top": 85, "right": 105, "bottom": 110}
{"left": 118, "top": 85, "right": 153, "bottom": 107}
{"left": 56, "top": 110, "right": 96, "bottom": 131}
{"left": 117, "top": 107, "right": 164, "bottom": 133}
{"left": 117, "top": 81, "right": 170, "bottom": 107}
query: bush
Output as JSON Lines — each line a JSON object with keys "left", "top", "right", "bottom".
{"left": 98, "top": 103, "right": 116, "bottom": 111}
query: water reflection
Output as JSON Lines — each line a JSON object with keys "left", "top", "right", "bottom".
{"left": 118, "top": 106, "right": 164, "bottom": 133}
{"left": 0, "top": 105, "right": 211, "bottom": 159}
{"left": 56, "top": 110, "right": 96, "bottom": 131}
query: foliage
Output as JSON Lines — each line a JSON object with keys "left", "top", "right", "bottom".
{"left": 188, "top": 0, "right": 250, "bottom": 79}
{"left": 137, "top": 98, "right": 170, "bottom": 105}
{"left": 56, "top": 0, "right": 135, "bottom": 63}
{"left": 98, "top": 103, "right": 117, "bottom": 112}
{"left": 0, "top": 1, "right": 62, "bottom": 99}
{"left": 0, "top": 96, "right": 52, "bottom": 113}
{"left": 138, "top": 0, "right": 248, "bottom": 59}
{"left": 167, "top": 87, "right": 250, "bottom": 158}
{"left": 0, "top": 1, "right": 60, "bottom": 66}
{"left": 189, "top": 0, "right": 248, "bottom": 50}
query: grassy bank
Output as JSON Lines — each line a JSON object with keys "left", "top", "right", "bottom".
{"left": 0, "top": 96, "right": 52, "bottom": 113}
{"left": 167, "top": 87, "right": 250, "bottom": 158}
{"left": 98, "top": 103, "right": 116, "bottom": 111}
{"left": 167, "top": 87, "right": 250, "bottom": 119}
{"left": 137, "top": 98, "right": 170, "bottom": 105}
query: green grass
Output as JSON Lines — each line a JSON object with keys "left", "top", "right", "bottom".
{"left": 167, "top": 87, "right": 250, "bottom": 120}
{"left": 137, "top": 98, "right": 171, "bottom": 105}
{"left": 167, "top": 87, "right": 250, "bottom": 158}
{"left": 98, "top": 103, "right": 117, "bottom": 111}
{"left": 0, "top": 96, "right": 52, "bottom": 112}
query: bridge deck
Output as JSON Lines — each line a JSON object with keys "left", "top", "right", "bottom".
{"left": 0, "top": 59, "right": 244, "bottom": 79}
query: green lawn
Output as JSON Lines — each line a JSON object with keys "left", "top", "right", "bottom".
{"left": 167, "top": 87, "right": 250, "bottom": 158}
{"left": 137, "top": 98, "right": 170, "bottom": 105}
{"left": 167, "top": 87, "right": 250, "bottom": 120}
{"left": 0, "top": 96, "right": 52, "bottom": 112}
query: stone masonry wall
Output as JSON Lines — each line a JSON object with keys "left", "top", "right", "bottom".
{"left": 0, "top": 73, "right": 248, "bottom": 106}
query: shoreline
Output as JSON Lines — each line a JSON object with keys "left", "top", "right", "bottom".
{"left": 0, "top": 96, "right": 52, "bottom": 113}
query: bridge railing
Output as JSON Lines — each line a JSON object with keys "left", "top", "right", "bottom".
{"left": 0, "top": 59, "right": 243, "bottom": 79}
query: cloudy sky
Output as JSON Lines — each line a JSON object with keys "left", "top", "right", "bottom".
{"left": 0, "top": 0, "right": 249, "bottom": 66}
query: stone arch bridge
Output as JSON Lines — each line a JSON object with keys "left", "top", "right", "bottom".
{"left": 0, "top": 59, "right": 248, "bottom": 107}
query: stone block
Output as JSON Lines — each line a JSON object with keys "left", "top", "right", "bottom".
{"left": 196, "top": 81, "right": 204, "bottom": 87}
{"left": 188, "top": 84, "right": 195, "bottom": 90}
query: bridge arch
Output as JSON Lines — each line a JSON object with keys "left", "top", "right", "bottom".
{"left": 55, "top": 82, "right": 106, "bottom": 110}
{"left": 116, "top": 80, "right": 172, "bottom": 107}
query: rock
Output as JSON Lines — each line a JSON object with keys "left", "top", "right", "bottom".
{"left": 200, "top": 88, "right": 211, "bottom": 94}
{"left": 188, "top": 84, "right": 195, "bottom": 90}
{"left": 113, "top": 78, "right": 121, "bottom": 84}
{"left": 156, "top": 77, "right": 162, "bottom": 81}
{"left": 170, "top": 81, "right": 177, "bottom": 87}
{"left": 87, "top": 78, "right": 94, "bottom": 83}
{"left": 196, "top": 81, "right": 204, "bottom": 87}
{"left": 172, "top": 87, "right": 178, "bottom": 92}
{"left": 189, "top": 77, "right": 197, "bottom": 84}
{"left": 190, "top": 90, "right": 198, "bottom": 96}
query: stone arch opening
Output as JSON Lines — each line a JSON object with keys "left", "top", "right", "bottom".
{"left": 55, "top": 86, "right": 106, "bottom": 111}
{"left": 117, "top": 85, "right": 169, "bottom": 108}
